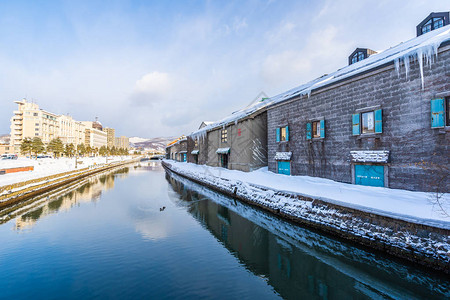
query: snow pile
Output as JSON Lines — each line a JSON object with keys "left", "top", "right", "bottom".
{"left": 164, "top": 160, "right": 450, "bottom": 267}
{"left": 350, "top": 150, "right": 390, "bottom": 163}
{"left": 0, "top": 156, "right": 134, "bottom": 187}
{"left": 274, "top": 152, "right": 292, "bottom": 161}
{"left": 191, "top": 25, "right": 450, "bottom": 139}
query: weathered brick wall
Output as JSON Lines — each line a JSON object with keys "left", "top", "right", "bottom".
{"left": 268, "top": 47, "right": 450, "bottom": 192}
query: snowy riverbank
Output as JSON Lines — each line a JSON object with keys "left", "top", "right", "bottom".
{"left": 0, "top": 156, "right": 135, "bottom": 187}
{"left": 163, "top": 160, "right": 450, "bottom": 273}
{"left": 164, "top": 160, "right": 450, "bottom": 229}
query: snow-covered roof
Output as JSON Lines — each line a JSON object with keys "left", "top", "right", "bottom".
{"left": 216, "top": 147, "right": 230, "bottom": 154}
{"left": 191, "top": 150, "right": 199, "bottom": 155}
{"left": 191, "top": 25, "right": 450, "bottom": 139}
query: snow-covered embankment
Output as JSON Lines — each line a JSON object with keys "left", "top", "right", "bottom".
{"left": 162, "top": 160, "right": 450, "bottom": 273}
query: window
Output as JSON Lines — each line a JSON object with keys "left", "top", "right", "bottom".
{"left": 306, "top": 120, "right": 325, "bottom": 140}
{"left": 221, "top": 129, "right": 227, "bottom": 143}
{"left": 351, "top": 51, "right": 365, "bottom": 64}
{"left": 194, "top": 139, "right": 198, "bottom": 147}
{"left": 434, "top": 17, "right": 444, "bottom": 29}
{"left": 422, "top": 19, "right": 432, "bottom": 34}
{"left": 35, "top": 128, "right": 39, "bottom": 131}
{"left": 312, "top": 121, "right": 321, "bottom": 138}
{"left": 431, "top": 98, "right": 449, "bottom": 128}
{"left": 35, "top": 123, "right": 39, "bottom": 126}
{"left": 361, "top": 111, "right": 375, "bottom": 134}
{"left": 33, "top": 113, "right": 38, "bottom": 116}
{"left": 276, "top": 126, "right": 289, "bottom": 142}
{"left": 352, "top": 109, "right": 382, "bottom": 135}
{"left": 35, "top": 133, "right": 39, "bottom": 136}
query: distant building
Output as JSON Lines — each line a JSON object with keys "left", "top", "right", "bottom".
{"left": 82, "top": 121, "right": 108, "bottom": 149}
{"left": 115, "top": 136, "right": 130, "bottom": 149}
{"left": 58, "top": 114, "right": 86, "bottom": 146}
{"left": 166, "top": 136, "right": 188, "bottom": 161}
{"left": 0, "top": 143, "right": 12, "bottom": 155}
{"left": 188, "top": 96, "right": 269, "bottom": 172}
{"left": 10, "top": 99, "right": 60, "bottom": 154}
{"left": 104, "top": 127, "right": 116, "bottom": 148}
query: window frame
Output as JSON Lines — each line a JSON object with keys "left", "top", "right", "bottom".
{"left": 361, "top": 111, "right": 375, "bottom": 134}
{"left": 446, "top": 97, "right": 450, "bottom": 127}
{"left": 353, "top": 106, "right": 382, "bottom": 137}
{"left": 280, "top": 127, "right": 287, "bottom": 141}
{"left": 276, "top": 125, "right": 289, "bottom": 142}
{"left": 312, "top": 120, "right": 321, "bottom": 138}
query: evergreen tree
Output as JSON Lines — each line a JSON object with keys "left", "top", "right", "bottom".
{"left": 77, "top": 143, "right": 86, "bottom": 156}
{"left": 47, "top": 138, "right": 64, "bottom": 158}
{"left": 31, "top": 137, "right": 45, "bottom": 158}
{"left": 99, "top": 145, "right": 108, "bottom": 156}
{"left": 64, "top": 143, "right": 76, "bottom": 157}
{"left": 20, "top": 138, "right": 33, "bottom": 157}
{"left": 86, "top": 146, "right": 93, "bottom": 156}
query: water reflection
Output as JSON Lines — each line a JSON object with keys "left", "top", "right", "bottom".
{"left": 166, "top": 171, "right": 450, "bottom": 300}
{"left": 1, "top": 167, "right": 129, "bottom": 231}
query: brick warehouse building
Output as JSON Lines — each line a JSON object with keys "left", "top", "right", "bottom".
{"left": 267, "top": 13, "right": 450, "bottom": 192}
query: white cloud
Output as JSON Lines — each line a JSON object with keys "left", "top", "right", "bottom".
{"left": 131, "top": 72, "right": 171, "bottom": 106}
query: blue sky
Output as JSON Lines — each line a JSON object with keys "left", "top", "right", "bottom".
{"left": 1, "top": 0, "right": 449, "bottom": 138}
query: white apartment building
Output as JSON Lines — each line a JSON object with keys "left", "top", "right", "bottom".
{"left": 10, "top": 99, "right": 59, "bottom": 154}
{"left": 58, "top": 114, "right": 86, "bottom": 146}
{"left": 82, "top": 121, "right": 108, "bottom": 149}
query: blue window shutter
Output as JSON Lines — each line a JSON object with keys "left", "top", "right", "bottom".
{"left": 374, "top": 109, "right": 382, "bottom": 133}
{"left": 306, "top": 122, "right": 312, "bottom": 140}
{"left": 276, "top": 128, "right": 280, "bottom": 142}
{"left": 286, "top": 126, "right": 289, "bottom": 141}
{"left": 352, "top": 113, "right": 360, "bottom": 135}
{"left": 320, "top": 120, "right": 325, "bottom": 138}
{"left": 431, "top": 99, "right": 445, "bottom": 128}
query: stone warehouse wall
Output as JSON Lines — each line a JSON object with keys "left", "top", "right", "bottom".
{"left": 268, "top": 47, "right": 450, "bottom": 192}
{"left": 197, "top": 112, "right": 268, "bottom": 172}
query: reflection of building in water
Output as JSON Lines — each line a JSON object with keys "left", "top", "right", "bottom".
{"left": 14, "top": 171, "right": 120, "bottom": 231}
{"left": 166, "top": 175, "right": 448, "bottom": 300}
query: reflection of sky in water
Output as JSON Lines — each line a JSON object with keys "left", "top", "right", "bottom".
{"left": 0, "top": 162, "right": 448, "bottom": 300}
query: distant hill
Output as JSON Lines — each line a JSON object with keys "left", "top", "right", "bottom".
{"left": 130, "top": 136, "right": 176, "bottom": 153}
{"left": 0, "top": 134, "right": 10, "bottom": 144}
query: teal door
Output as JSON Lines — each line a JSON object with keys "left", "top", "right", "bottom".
{"left": 277, "top": 161, "right": 291, "bottom": 175}
{"left": 183, "top": 154, "right": 186, "bottom": 162}
{"left": 355, "top": 164, "right": 384, "bottom": 187}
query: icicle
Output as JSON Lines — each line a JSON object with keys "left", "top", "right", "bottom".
{"left": 394, "top": 58, "right": 401, "bottom": 78}
{"left": 417, "top": 48, "right": 425, "bottom": 90}
{"left": 403, "top": 54, "right": 410, "bottom": 80}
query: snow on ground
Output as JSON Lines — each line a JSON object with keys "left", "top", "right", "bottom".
{"left": 0, "top": 156, "right": 134, "bottom": 187}
{"left": 166, "top": 160, "right": 450, "bottom": 228}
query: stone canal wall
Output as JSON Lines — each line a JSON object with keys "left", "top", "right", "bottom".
{"left": 0, "top": 159, "right": 140, "bottom": 208}
{"left": 162, "top": 160, "right": 450, "bottom": 274}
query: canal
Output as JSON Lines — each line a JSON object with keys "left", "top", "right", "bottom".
{"left": 0, "top": 162, "right": 448, "bottom": 299}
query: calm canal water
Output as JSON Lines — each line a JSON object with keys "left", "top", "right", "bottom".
{"left": 0, "top": 162, "right": 448, "bottom": 299}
